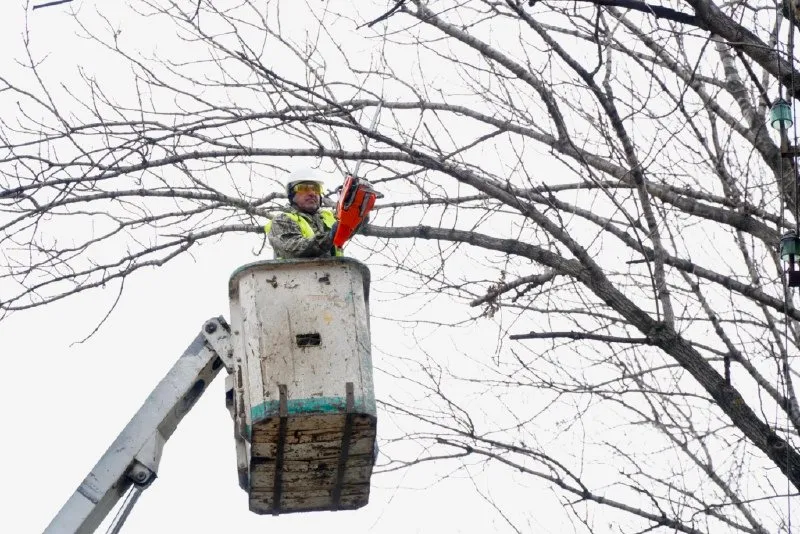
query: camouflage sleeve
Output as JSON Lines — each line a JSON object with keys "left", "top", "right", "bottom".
{"left": 267, "top": 214, "right": 334, "bottom": 259}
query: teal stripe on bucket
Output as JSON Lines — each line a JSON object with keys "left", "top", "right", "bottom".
{"left": 250, "top": 396, "right": 366, "bottom": 423}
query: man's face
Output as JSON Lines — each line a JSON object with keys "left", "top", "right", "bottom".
{"left": 293, "top": 182, "right": 322, "bottom": 214}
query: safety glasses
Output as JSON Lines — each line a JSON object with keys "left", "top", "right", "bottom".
{"left": 293, "top": 183, "right": 323, "bottom": 195}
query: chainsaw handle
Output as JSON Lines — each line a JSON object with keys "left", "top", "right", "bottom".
{"left": 359, "top": 193, "right": 373, "bottom": 218}
{"left": 340, "top": 175, "right": 358, "bottom": 211}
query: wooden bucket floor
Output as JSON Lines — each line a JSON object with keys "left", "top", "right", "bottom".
{"left": 249, "top": 413, "right": 376, "bottom": 514}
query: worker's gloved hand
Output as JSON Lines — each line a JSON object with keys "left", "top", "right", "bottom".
{"left": 326, "top": 222, "right": 339, "bottom": 255}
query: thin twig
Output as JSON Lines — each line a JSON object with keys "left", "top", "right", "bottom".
{"left": 32, "top": 0, "right": 73, "bottom": 10}
{"left": 509, "top": 330, "right": 652, "bottom": 343}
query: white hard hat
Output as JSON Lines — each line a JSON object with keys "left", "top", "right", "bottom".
{"left": 285, "top": 167, "right": 328, "bottom": 202}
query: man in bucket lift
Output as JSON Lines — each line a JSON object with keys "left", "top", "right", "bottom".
{"left": 265, "top": 166, "right": 381, "bottom": 464}
{"left": 265, "top": 168, "right": 344, "bottom": 259}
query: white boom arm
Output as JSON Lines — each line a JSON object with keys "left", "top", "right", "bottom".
{"left": 44, "top": 317, "right": 234, "bottom": 534}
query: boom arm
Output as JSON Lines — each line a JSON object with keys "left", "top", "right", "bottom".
{"left": 45, "top": 317, "right": 234, "bottom": 534}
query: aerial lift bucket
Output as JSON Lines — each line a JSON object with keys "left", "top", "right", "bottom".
{"left": 228, "top": 258, "right": 377, "bottom": 514}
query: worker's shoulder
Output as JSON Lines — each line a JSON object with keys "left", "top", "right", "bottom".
{"left": 271, "top": 209, "right": 332, "bottom": 225}
{"left": 271, "top": 210, "right": 304, "bottom": 223}
{"left": 264, "top": 211, "right": 299, "bottom": 234}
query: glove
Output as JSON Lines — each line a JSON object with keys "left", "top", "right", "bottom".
{"left": 327, "top": 222, "right": 339, "bottom": 255}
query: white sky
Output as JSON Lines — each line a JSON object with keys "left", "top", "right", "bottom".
{"left": 4, "top": 1, "right": 792, "bottom": 533}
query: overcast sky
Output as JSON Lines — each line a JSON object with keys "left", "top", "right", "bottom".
{"left": 0, "top": 2, "right": 549, "bottom": 533}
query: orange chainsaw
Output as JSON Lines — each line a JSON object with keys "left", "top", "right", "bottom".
{"left": 332, "top": 174, "right": 382, "bottom": 248}
{"left": 332, "top": 104, "right": 384, "bottom": 248}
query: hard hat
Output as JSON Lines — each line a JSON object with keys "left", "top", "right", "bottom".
{"left": 285, "top": 167, "right": 327, "bottom": 203}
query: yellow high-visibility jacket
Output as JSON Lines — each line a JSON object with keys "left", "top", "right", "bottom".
{"left": 265, "top": 208, "right": 343, "bottom": 259}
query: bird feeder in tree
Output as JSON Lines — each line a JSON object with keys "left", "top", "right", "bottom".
{"left": 771, "top": 99, "right": 793, "bottom": 131}
{"left": 781, "top": 231, "right": 800, "bottom": 287}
